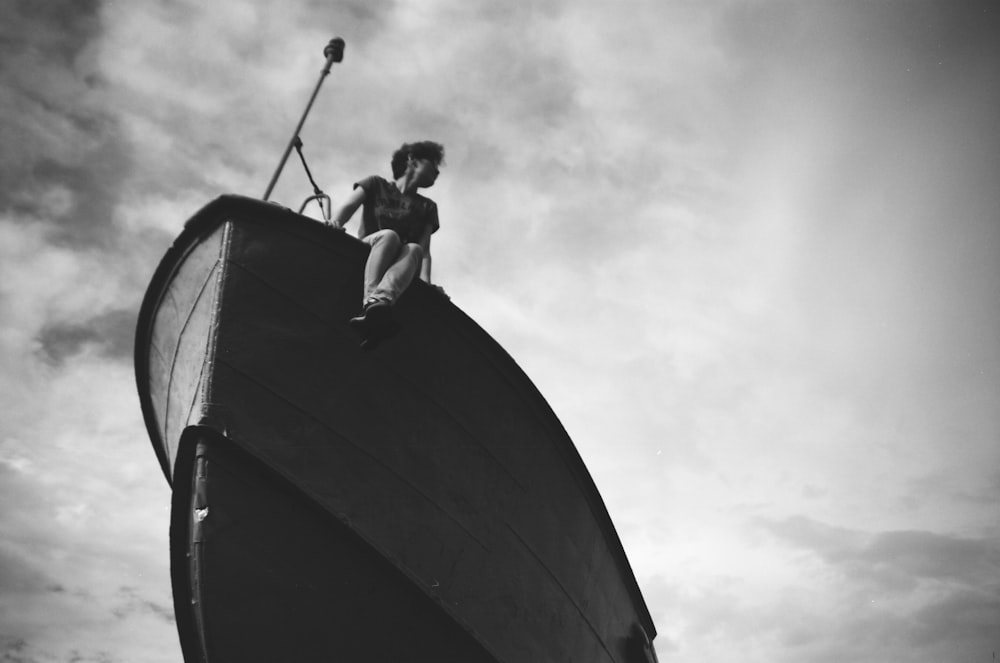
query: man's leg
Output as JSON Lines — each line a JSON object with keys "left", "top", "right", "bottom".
{"left": 361, "top": 230, "right": 402, "bottom": 302}
{"left": 369, "top": 243, "right": 424, "bottom": 304}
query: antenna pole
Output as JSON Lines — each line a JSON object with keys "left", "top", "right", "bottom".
{"left": 262, "top": 38, "right": 345, "bottom": 201}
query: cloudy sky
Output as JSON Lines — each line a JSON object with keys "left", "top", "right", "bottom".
{"left": 2, "top": 1, "right": 999, "bottom": 661}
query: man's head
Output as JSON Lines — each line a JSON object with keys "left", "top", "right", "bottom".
{"left": 391, "top": 141, "right": 445, "bottom": 181}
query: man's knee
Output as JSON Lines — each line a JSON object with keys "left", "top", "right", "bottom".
{"left": 370, "top": 229, "right": 401, "bottom": 249}
{"left": 405, "top": 243, "right": 424, "bottom": 261}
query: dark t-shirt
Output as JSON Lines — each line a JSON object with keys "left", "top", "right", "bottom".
{"left": 353, "top": 175, "right": 439, "bottom": 244}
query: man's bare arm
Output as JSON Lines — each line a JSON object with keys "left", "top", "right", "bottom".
{"left": 418, "top": 226, "right": 433, "bottom": 283}
{"left": 330, "top": 187, "right": 365, "bottom": 229}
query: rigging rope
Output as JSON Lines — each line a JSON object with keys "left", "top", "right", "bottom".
{"left": 293, "top": 136, "right": 332, "bottom": 223}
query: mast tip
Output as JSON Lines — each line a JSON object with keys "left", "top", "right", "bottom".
{"left": 324, "top": 38, "right": 345, "bottom": 63}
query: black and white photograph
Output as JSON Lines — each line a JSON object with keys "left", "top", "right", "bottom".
{"left": 1, "top": 1, "right": 998, "bottom": 661}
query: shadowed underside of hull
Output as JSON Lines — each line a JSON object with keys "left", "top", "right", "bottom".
{"left": 135, "top": 195, "right": 658, "bottom": 663}
{"left": 172, "top": 428, "right": 497, "bottom": 663}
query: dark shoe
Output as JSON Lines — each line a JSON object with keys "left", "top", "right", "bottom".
{"left": 349, "top": 297, "right": 398, "bottom": 349}
{"left": 349, "top": 297, "right": 391, "bottom": 330}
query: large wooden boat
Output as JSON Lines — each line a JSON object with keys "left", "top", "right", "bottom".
{"left": 135, "top": 194, "right": 658, "bottom": 663}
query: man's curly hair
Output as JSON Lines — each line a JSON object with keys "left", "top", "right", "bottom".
{"left": 391, "top": 141, "right": 445, "bottom": 178}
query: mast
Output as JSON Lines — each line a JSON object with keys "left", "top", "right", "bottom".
{"left": 262, "top": 38, "right": 345, "bottom": 202}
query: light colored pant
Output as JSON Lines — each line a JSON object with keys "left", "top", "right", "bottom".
{"left": 361, "top": 229, "right": 424, "bottom": 305}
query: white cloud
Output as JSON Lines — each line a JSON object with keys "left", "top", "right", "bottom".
{"left": 0, "top": 354, "right": 176, "bottom": 662}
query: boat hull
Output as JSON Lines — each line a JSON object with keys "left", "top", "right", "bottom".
{"left": 171, "top": 428, "right": 497, "bottom": 662}
{"left": 135, "top": 195, "right": 657, "bottom": 663}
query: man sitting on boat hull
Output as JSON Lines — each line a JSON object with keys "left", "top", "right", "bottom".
{"left": 331, "top": 141, "right": 445, "bottom": 336}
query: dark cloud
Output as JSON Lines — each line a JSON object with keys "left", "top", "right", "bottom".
{"left": 864, "top": 0, "right": 1000, "bottom": 71}
{"left": 902, "top": 470, "right": 1000, "bottom": 514}
{"left": 640, "top": 546, "right": 1000, "bottom": 663}
{"left": 450, "top": 138, "right": 507, "bottom": 182}
{"left": 66, "top": 652, "right": 117, "bottom": 663}
{"left": 757, "top": 515, "right": 859, "bottom": 559}
{"left": 111, "top": 586, "right": 174, "bottom": 625}
{"left": 35, "top": 308, "right": 136, "bottom": 365}
{"left": 0, "top": 545, "right": 50, "bottom": 594}
{"left": 721, "top": 0, "right": 1000, "bottom": 70}
{"left": 1, "top": 0, "right": 130, "bottom": 248}
{"left": 0, "top": 638, "right": 34, "bottom": 663}
{"left": 742, "top": 521, "right": 1000, "bottom": 657}
{"left": 0, "top": 0, "right": 101, "bottom": 66}
{"left": 859, "top": 530, "right": 1000, "bottom": 586}
{"left": 718, "top": 0, "right": 1000, "bottom": 158}
{"left": 458, "top": 44, "right": 577, "bottom": 136}
{"left": 909, "top": 589, "right": 1000, "bottom": 658}
{"left": 760, "top": 515, "right": 1000, "bottom": 590}
{"left": 303, "top": 0, "right": 398, "bottom": 44}
{"left": 23, "top": 143, "right": 131, "bottom": 248}
{"left": 0, "top": 452, "right": 177, "bottom": 661}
